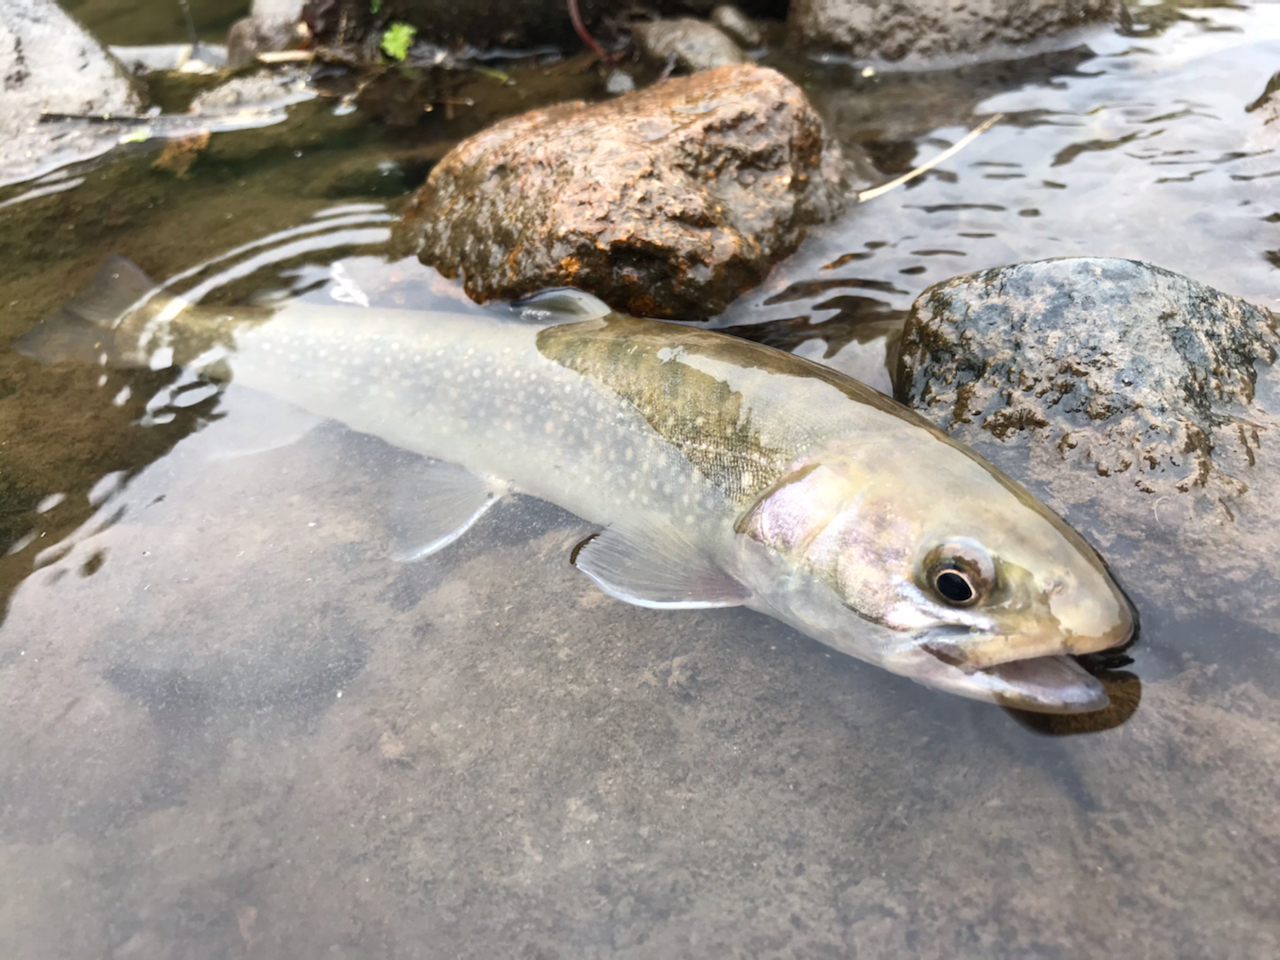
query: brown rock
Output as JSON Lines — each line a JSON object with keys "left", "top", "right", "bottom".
{"left": 400, "top": 65, "right": 845, "bottom": 318}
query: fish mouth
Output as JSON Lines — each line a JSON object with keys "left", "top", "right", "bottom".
{"left": 906, "top": 651, "right": 1111, "bottom": 714}
{"left": 981, "top": 655, "right": 1110, "bottom": 714}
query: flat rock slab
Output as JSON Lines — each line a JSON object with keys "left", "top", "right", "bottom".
{"left": 898, "top": 257, "right": 1280, "bottom": 670}
{"left": 788, "top": 0, "right": 1118, "bottom": 61}
{"left": 400, "top": 64, "right": 845, "bottom": 318}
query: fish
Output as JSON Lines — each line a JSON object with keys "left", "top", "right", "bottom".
{"left": 14, "top": 256, "right": 1136, "bottom": 713}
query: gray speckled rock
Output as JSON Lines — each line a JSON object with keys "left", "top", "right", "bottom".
{"left": 788, "top": 0, "right": 1119, "bottom": 62}
{"left": 899, "top": 257, "right": 1276, "bottom": 494}
{"left": 632, "top": 17, "right": 751, "bottom": 72}
{"left": 897, "top": 257, "right": 1280, "bottom": 671}
{"left": 0, "top": 0, "right": 143, "bottom": 117}
{"left": 0, "top": 0, "right": 146, "bottom": 185}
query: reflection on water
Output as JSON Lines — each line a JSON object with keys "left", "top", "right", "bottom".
{"left": 2, "top": 4, "right": 1280, "bottom": 957}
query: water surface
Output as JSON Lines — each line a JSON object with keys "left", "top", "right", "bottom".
{"left": 1, "top": 4, "right": 1278, "bottom": 957}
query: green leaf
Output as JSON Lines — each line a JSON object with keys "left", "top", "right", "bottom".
{"left": 380, "top": 22, "right": 416, "bottom": 61}
{"left": 370, "top": 0, "right": 381, "bottom": 12}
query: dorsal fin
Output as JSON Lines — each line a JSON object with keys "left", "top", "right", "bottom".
{"left": 63, "top": 256, "right": 158, "bottom": 329}
{"left": 513, "top": 288, "right": 613, "bottom": 323}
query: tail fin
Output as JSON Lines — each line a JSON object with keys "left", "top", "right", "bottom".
{"left": 14, "top": 256, "right": 159, "bottom": 366}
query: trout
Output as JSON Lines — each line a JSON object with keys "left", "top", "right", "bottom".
{"left": 16, "top": 257, "right": 1135, "bottom": 713}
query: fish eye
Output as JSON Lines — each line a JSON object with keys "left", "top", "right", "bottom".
{"left": 934, "top": 569, "right": 976, "bottom": 605}
{"left": 921, "top": 539, "right": 995, "bottom": 608}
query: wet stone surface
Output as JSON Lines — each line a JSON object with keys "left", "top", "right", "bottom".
{"left": 787, "top": 0, "right": 1119, "bottom": 62}
{"left": 0, "top": 0, "right": 147, "bottom": 186}
{"left": 400, "top": 64, "right": 848, "bottom": 318}
{"left": 898, "top": 257, "right": 1280, "bottom": 677}
{"left": 631, "top": 17, "right": 751, "bottom": 73}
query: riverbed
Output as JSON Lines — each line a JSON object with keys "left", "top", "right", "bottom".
{"left": 1, "top": 3, "right": 1278, "bottom": 957}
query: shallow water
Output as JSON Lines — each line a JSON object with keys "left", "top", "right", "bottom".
{"left": 1, "top": 4, "right": 1279, "bottom": 958}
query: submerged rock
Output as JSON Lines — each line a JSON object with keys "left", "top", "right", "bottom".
{"left": 711, "top": 4, "right": 765, "bottom": 48}
{"left": 0, "top": 0, "right": 146, "bottom": 184}
{"left": 632, "top": 17, "right": 751, "bottom": 73}
{"left": 898, "top": 258, "right": 1280, "bottom": 671}
{"left": 787, "top": 0, "right": 1118, "bottom": 62}
{"left": 400, "top": 64, "right": 845, "bottom": 318}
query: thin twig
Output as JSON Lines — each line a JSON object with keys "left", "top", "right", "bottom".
{"left": 256, "top": 50, "right": 316, "bottom": 64}
{"left": 857, "top": 113, "right": 1005, "bottom": 203}
{"left": 567, "top": 0, "right": 609, "bottom": 62}
{"left": 176, "top": 0, "right": 203, "bottom": 59}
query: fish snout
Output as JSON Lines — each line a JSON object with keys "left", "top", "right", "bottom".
{"left": 922, "top": 574, "right": 1136, "bottom": 673}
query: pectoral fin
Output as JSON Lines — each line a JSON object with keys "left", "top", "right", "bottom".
{"left": 512, "top": 288, "right": 613, "bottom": 323}
{"left": 388, "top": 458, "right": 508, "bottom": 561}
{"left": 571, "top": 517, "right": 751, "bottom": 609}
{"left": 907, "top": 651, "right": 1110, "bottom": 714}
{"left": 194, "top": 385, "right": 325, "bottom": 460}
